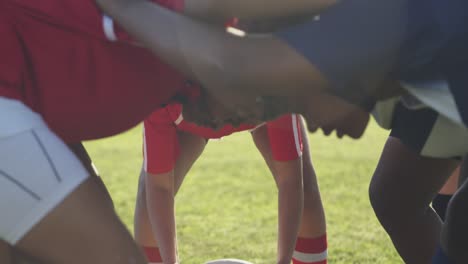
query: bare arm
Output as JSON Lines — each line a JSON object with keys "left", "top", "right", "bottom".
{"left": 96, "top": 0, "right": 324, "bottom": 121}
{"left": 95, "top": 0, "right": 325, "bottom": 92}
{"left": 99, "top": 0, "right": 337, "bottom": 23}
{"left": 182, "top": 0, "right": 338, "bottom": 23}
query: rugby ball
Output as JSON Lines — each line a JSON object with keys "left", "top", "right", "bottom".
{"left": 205, "top": 259, "right": 253, "bottom": 264}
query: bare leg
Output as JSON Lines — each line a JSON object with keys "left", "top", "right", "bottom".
{"left": 134, "top": 132, "right": 206, "bottom": 262}
{"left": 134, "top": 169, "right": 159, "bottom": 252}
{"left": 0, "top": 143, "right": 119, "bottom": 264}
{"left": 252, "top": 125, "right": 301, "bottom": 264}
{"left": 67, "top": 143, "right": 114, "bottom": 208}
{"left": 16, "top": 177, "right": 147, "bottom": 264}
{"left": 0, "top": 240, "right": 47, "bottom": 264}
{"left": 252, "top": 118, "right": 326, "bottom": 264}
{"left": 273, "top": 160, "right": 303, "bottom": 264}
{"left": 0, "top": 240, "right": 12, "bottom": 264}
{"left": 369, "top": 137, "right": 458, "bottom": 264}
{"left": 299, "top": 119, "right": 326, "bottom": 238}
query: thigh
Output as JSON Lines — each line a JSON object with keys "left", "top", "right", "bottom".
{"left": 16, "top": 177, "right": 146, "bottom": 264}
{"left": 371, "top": 137, "right": 458, "bottom": 210}
{"left": 173, "top": 131, "right": 207, "bottom": 192}
{"left": 0, "top": 123, "right": 89, "bottom": 246}
{"left": 67, "top": 143, "right": 114, "bottom": 207}
{"left": 251, "top": 125, "right": 275, "bottom": 175}
{"left": 0, "top": 240, "right": 12, "bottom": 264}
{"left": 372, "top": 101, "right": 464, "bottom": 207}
{"left": 0, "top": 239, "right": 45, "bottom": 264}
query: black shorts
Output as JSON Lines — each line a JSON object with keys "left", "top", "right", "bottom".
{"left": 387, "top": 101, "right": 468, "bottom": 159}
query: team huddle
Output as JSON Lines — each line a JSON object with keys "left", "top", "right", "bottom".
{"left": 1, "top": 0, "right": 468, "bottom": 263}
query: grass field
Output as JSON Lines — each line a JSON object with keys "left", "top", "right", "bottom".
{"left": 84, "top": 121, "right": 403, "bottom": 263}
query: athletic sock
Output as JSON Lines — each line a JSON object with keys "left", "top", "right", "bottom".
{"left": 142, "top": 246, "right": 163, "bottom": 264}
{"left": 432, "top": 194, "right": 453, "bottom": 221}
{"left": 432, "top": 246, "right": 455, "bottom": 264}
{"left": 292, "top": 234, "right": 328, "bottom": 264}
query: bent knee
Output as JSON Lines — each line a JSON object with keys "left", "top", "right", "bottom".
{"left": 368, "top": 178, "right": 403, "bottom": 222}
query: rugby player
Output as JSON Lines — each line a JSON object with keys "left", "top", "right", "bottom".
{"left": 138, "top": 104, "right": 327, "bottom": 264}
{"left": 95, "top": 0, "right": 468, "bottom": 263}
{"left": 0, "top": 0, "right": 198, "bottom": 263}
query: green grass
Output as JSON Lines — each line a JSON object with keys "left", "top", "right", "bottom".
{"left": 84, "top": 121, "right": 402, "bottom": 263}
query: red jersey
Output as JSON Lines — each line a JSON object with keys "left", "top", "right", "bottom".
{"left": 0, "top": 0, "right": 188, "bottom": 143}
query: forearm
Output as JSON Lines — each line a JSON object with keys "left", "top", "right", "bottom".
{"left": 183, "top": 0, "right": 337, "bottom": 23}
{"left": 97, "top": 0, "right": 326, "bottom": 124}
{"left": 146, "top": 178, "right": 178, "bottom": 263}
{"left": 98, "top": 0, "right": 323, "bottom": 90}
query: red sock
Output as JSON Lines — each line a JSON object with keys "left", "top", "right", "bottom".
{"left": 142, "top": 246, "right": 163, "bottom": 264}
{"left": 292, "top": 234, "right": 328, "bottom": 264}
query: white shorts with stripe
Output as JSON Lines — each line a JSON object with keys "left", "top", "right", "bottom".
{"left": 0, "top": 97, "right": 89, "bottom": 244}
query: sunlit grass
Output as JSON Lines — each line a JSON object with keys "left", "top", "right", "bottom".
{"left": 84, "top": 121, "right": 402, "bottom": 263}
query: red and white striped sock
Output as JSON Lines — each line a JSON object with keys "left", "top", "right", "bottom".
{"left": 143, "top": 246, "right": 163, "bottom": 264}
{"left": 292, "top": 234, "right": 328, "bottom": 264}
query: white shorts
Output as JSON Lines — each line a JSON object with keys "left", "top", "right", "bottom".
{"left": 0, "top": 97, "right": 89, "bottom": 244}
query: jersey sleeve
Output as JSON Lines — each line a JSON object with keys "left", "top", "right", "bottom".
{"left": 266, "top": 114, "right": 303, "bottom": 161}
